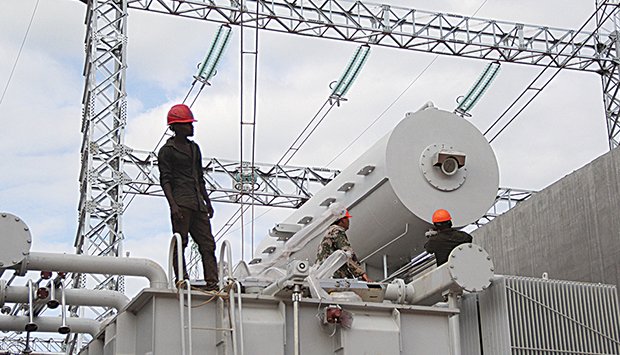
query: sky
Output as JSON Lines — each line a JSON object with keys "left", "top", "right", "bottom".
{"left": 0, "top": 0, "right": 611, "bottom": 295}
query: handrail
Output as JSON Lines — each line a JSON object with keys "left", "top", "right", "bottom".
{"left": 360, "top": 224, "right": 409, "bottom": 263}
{"left": 168, "top": 233, "right": 185, "bottom": 289}
{"left": 218, "top": 240, "right": 238, "bottom": 355}
{"left": 169, "top": 233, "right": 187, "bottom": 355}
{"left": 185, "top": 281, "right": 193, "bottom": 355}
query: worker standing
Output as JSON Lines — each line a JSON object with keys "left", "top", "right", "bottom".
{"left": 316, "top": 204, "right": 371, "bottom": 281}
{"left": 424, "top": 209, "right": 473, "bottom": 266}
{"left": 158, "top": 104, "right": 219, "bottom": 291}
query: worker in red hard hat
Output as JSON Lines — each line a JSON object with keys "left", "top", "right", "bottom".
{"left": 158, "top": 104, "right": 219, "bottom": 291}
{"left": 316, "top": 203, "right": 371, "bottom": 282}
{"left": 424, "top": 209, "right": 473, "bottom": 266}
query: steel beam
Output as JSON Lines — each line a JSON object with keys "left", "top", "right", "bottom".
{"left": 124, "top": 0, "right": 611, "bottom": 72}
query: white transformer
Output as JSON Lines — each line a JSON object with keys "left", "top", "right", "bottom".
{"left": 250, "top": 106, "right": 499, "bottom": 278}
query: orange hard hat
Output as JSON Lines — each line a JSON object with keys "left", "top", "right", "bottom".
{"left": 344, "top": 210, "right": 352, "bottom": 219}
{"left": 432, "top": 209, "right": 451, "bottom": 223}
{"left": 167, "top": 104, "right": 197, "bottom": 125}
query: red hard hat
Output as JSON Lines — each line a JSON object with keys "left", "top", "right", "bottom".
{"left": 432, "top": 209, "right": 451, "bottom": 223}
{"left": 167, "top": 104, "right": 197, "bottom": 125}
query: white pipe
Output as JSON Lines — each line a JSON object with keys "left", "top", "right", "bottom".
{"left": 170, "top": 234, "right": 187, "bottom": 355}
{"left": 168, "top": 233, "right": 185, "bottom": 289}
{"left": 233, "top": 279, "right": 244, "bottom": 355}
{"left": 24, "top": 252, "right": 168, "bottom": 289}
{"left": 47, "top": 280, "right": 59, "bottom": 309}
{"left": 448, "top": 292, "right": 461, "bottom": 355}
{"left": 0, "top": 315, "right": 101, "bottom": 336}
{"left": 222, "top": 241, "right": 239, "bottom": 355}
{"left": 185, "top": 281, "right": 193, "bottom": 355}
{"left": 292, "top": 284, "right": 301, "bottom": 355}
{"left": 26, "top": 279, "right": 36, "bottom": 332}
{"left": 3, "top": 286, "right": 129, "bottom": 311}
{"left": 59, "top": 281, "right": 70, "bottom": 334}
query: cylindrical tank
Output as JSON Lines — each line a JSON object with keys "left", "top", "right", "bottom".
{"left": 251, "top": 107, "right": 499, "bottom": 278}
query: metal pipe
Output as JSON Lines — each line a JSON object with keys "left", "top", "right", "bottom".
{"left": 448, "top": 292, "right": 461, "bottom": 355}
{"left": 170, "top": 233, "right": 186, "bottom": 355}
{"left": 186, "top": 281, "right": 193, "bottom": 355}
{"left": 229, "top": 274, "right": 239, "bottom": 355}
{"left": 234, "top": 279, "right": 245, "bottom": 355}
{"left": 3, "top": 286, "right": 129, "bottom": 311}
{"left": 47, "top": 280, "right": 59, "bottom": 309}
{"left": 0, "top": 314, "right": 101, "bottom": 336}
{"left": 59, "top": 281, "right": 70, "bottom": 334}
{"left": 360, "top": 224, "right": 408, "bottom": 263}
{"left": 219, "top": 240, "right": 234, "bottom": 289}
{"left": 168, "top": 233, "right": 185, "bottom": 289}
{"left": 293, "top": 284, "right": 301, "bottom": 355}
{"left": 25, "top": 279, "right": 37, "bottom": 332}
{"left": 23, "top": 252, "right": 168, "bottom": 289}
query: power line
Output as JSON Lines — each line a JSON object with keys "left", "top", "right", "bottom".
{"left": 325, "top": 56, "right": 438, "bottom": 166}
{"left": 0, "top": 0, "right": 40, "bottom": 107}
{"left": 483, "top": 2, "right": 609, "bottom": 143}
{"left": 325, "top": 0, "right": 489, "bottom": 167}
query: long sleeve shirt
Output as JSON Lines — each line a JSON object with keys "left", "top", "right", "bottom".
{"left": 157, "top": 138, "right": 212, "bottom": 213}
{"left": 424, "top": 228, "right": 473, "bottom": 266}
{"left": 316, "top": 225, "right": 366, "bottom": 279}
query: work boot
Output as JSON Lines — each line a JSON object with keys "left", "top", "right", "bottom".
{"left": 201, "top": 282, "right": 219, "bottom": 291}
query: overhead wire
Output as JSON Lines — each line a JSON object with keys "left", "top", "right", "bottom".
{"left": 0, "top": 0, "right": 40, "bottom": 108}
{"left": 483, "top": 2, "right": 610, "bottom": 143}
{"left": 325, "top": 0, "right": 488, "bottom": 167}
{"left": 213, "top": 0, "right": 492, "bottom": 252}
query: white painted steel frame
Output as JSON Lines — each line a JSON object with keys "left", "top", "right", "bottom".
{"left": 71, "top": 2, "right": 129, "bottom": 350}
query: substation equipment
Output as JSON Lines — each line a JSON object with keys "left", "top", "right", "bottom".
{"left": 1, "top": 108, "right": 618, "bottom": 354}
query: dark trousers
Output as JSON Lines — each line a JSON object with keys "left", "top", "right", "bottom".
{"left": 171, "top": 206, "right": 218, "bottom": 284}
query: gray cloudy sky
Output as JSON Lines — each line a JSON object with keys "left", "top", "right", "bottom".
{"left": 0, "top": 0, "right": 609, "bottom": 293}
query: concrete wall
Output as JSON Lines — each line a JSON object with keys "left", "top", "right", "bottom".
{"left": 472, "top": 147, "right": 620, "bottom": 287}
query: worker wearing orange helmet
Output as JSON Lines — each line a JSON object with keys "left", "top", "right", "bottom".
{"left": 158, "top": 104, "right": 218, "bottom": 291}
{"left": 424, "top": 209, "right": 473, "bottom": 266}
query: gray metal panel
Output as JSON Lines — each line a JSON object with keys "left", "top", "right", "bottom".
{"left": 459, "top": 294, "right": 481, "bottom": 355}
{"left": 241, "top": 301, "right": 285, "bottom": 355}
{"left": 479, "top": 276, "right": 620, "bottom": 355}
{"left": 479, "top": 277, "right": 512, "bottom": 354}
{"left": 473, "top": 146, "right": 620, "bottom": 290}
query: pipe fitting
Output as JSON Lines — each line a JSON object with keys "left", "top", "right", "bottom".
{"left": 23, "top": 252, "right": 168, "bottom": 289}
{"left": 0, "top": 314, "right": 101, "bottom": 336}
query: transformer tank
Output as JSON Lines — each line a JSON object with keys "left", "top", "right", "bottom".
{"left": 252, "top": 106, "right": 499, "bottom": 278}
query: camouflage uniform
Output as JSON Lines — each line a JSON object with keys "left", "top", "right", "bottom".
{"left": 316, "top": 224, "right": 365, "bottom": 279}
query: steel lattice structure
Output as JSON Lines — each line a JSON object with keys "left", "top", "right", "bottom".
{"left": 0, "top": 0, "right": 610, "bottom": 353}
{"left": 123, "top": 149, "right": 340, "bottom": 208}
{"left": 73, "top": 0, "right": 128, "bottom": 323}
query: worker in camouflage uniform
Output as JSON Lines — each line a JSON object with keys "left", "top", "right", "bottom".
{"left": 316, "top": 204, "right": 371, "bottom": 281}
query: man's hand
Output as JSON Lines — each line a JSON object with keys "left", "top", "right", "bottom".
{"left": 361, "top": 273, "right": 372, "bottom": 282}
{"left": 170, "top": 203, "right": 183, "bottom": 221}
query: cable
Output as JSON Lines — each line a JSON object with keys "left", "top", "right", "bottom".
{"left": 325, "top": 56, "right": 438, "bottom": 166}
{"left": 483, "top": 2, "right": 609, "bottom": 143}
{"left": 0, "top": 0, "right": 40, "bottom": 108}
{"left": 325, "top": 0, "right": 488, "bottom": 167}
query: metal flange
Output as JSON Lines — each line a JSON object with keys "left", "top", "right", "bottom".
{"left": 0, "top": 213, "right": 32, "bottom": 269}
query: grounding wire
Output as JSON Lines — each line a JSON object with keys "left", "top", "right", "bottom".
{"left": 483, "top": 2, "right": 610, "bottom": 144}
{"left": 0, "top": 0, "right": 40, "bottom": 108}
